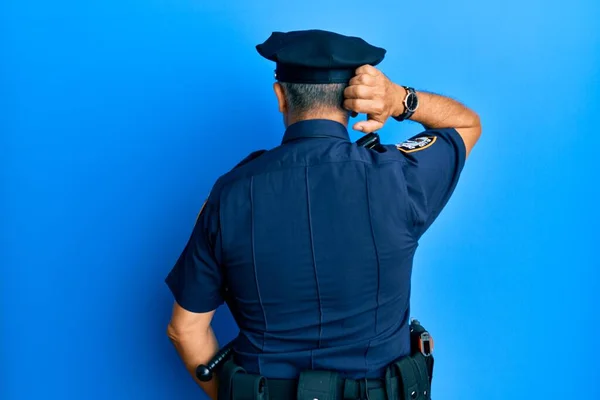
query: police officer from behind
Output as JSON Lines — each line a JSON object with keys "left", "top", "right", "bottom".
{"left": 165, "top": 30, "right": 481, "bottom": 400}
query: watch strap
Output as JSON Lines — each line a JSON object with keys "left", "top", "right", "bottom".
{"left": 393, "top": 86, "right": 418, "bottom": 122}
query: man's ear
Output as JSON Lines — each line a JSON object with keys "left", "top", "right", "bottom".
{"left": 273, "top": 82, "right": 287, "bottom": 113}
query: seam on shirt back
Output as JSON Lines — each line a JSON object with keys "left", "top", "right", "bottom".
{"left": 218, "top": 157, "right": 406, "bottom": 194}
{"left": 305, "top": 166, "right": 323, "bottom": 368}
{"left": 250, "top": 176, "right": 267, "bottom": 362}
{"left": 364, "top": 163, "right": 381, "bottom": 369}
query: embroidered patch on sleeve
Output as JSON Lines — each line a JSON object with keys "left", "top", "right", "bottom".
{"left": 395, "top": 136, "right": 437, "bottom": 153}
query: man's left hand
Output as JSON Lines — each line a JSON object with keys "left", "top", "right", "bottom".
{"left": 343, "top": 65, "right": 405, "bottom": 133}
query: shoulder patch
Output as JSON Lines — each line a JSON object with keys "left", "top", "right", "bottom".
{"left": 232, "top": 149, "right": 267, "bottom": 170}
{"left": 395, "top": 136, "right": 437, "bottom": 153}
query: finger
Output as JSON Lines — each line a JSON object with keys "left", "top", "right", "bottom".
{"left": 343, "top": 99, "right": 374, "bottom": 113}
{"left": 343, "top": 84, "right": 375, "bottom": 100}
{"left": 355, "top": 64, "right": 379, "bottom": 77}
{"left": 348, "top": 73, "right": 376, "bottom": 87}
{"left": 343, "top": 99, "right": 384, "bottom": 115}
{"left": 353, "top": 118, "right": 384, "bottom": 133}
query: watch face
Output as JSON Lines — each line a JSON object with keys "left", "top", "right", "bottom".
{"left": 406, "top": 92, "right": 419, "bottom": 112}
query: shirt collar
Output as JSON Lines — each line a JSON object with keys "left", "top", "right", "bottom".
{"left": 281, "top": 119, "right": 350, "bottom": 144}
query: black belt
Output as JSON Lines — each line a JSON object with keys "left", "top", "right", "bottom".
{"left": 266, "top": 375, "right": 394, "bottom": 400}
{"left": 219, "top": 361, "right": 397, "bottom": 400}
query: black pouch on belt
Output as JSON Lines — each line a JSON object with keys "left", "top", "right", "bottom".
{"left": 218, "top": 360, "right": 269, "bottom": 400}
{"left": 296, "top": 370, "right": 342, "bottom": 400}
{"left": 385, "top": 355, "right": 431, "bottom": 400}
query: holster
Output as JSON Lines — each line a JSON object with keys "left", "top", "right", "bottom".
{"left": 383, "top": 320, "right": 435, "bottom": 400}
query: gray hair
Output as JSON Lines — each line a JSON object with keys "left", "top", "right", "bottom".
{"left": 279, "top": 82, "right": 348, "bottom": 117}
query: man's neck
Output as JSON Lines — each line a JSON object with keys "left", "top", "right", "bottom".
{"left": 287, "top": 112, "right": 349, "bottom": 128}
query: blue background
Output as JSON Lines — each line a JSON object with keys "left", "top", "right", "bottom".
{"left": 2, "top": 0, "right": 599, "bottom": 399}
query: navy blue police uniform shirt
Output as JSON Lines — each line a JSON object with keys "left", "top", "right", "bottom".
{"left": 166, "top": 119, "right": 466, "bottom": 379}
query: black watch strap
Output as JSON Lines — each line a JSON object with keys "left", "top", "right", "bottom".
{"left": 393, "top": 86, "right": 418, "bottom": 122}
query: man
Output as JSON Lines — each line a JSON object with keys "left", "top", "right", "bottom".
{"left": 165, "top": 29, "right": 481, "bottom": 400}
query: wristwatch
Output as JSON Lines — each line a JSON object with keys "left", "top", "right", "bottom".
{"left": 393, "top": 86, "right": 419, "bottom": 121}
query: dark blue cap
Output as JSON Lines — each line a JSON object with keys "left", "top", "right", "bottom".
{"left": 256, "top": 29, "right": 386, "bottom": 84}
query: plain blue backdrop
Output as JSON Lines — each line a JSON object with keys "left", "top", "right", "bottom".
{"left": 2, "top": 0, "right": 599, "bottom": 399}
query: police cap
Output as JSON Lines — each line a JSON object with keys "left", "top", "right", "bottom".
{"left": 256, "top": 29, "right": 386, "bottom": 84}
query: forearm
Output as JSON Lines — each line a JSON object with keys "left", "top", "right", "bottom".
{"left": 168, "top": 325, "right": 220, "bottom": 400}
{"left": 392, "top": 85, "right": 480, "bottom": 131}
{"left": 391, "top": 84, "right": 481, "bottom": 156}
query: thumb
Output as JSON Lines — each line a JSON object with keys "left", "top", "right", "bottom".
{"left": 353, "top": 118, "right": 384, "bottom": 133}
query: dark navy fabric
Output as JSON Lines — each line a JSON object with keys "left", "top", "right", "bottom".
{"left": 166, "top": 119, "right": 466, "bottom": 379}
{"left": 256, "top": 29, "right": 386, "bottom": 84}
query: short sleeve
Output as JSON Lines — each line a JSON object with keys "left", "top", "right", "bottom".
{"left": 165, "top": 197, "right": 224, "bottom": 313}
{"left": 396, "top": 128, "right": 466, "bottom": 238}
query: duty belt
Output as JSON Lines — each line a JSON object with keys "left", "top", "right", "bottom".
{"left": 218, "top": 363, "right": 396, "bottom": 400}
{"left": 197, "top": 319, "right": 435, "bottom": 400}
